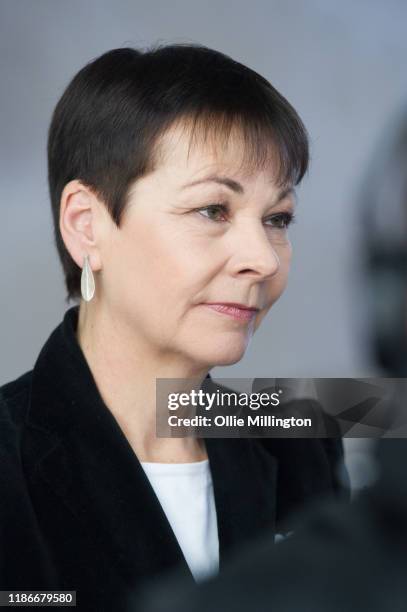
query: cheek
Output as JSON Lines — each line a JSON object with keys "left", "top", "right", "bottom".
{"left": 105, "top": 222, "right": 212, "bottom": 314}
{"left": 101, "top": 227, "right": 166, "bottom": 306}
{"left": 275, "top": 245, "right": 292, "bottom": 294}
{"left": 253, "top": 245, "right": 292, "bottom": 331}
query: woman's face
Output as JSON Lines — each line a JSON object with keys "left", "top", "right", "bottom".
{"left": 97, "top": 124, "right": 295, "bottom": 368}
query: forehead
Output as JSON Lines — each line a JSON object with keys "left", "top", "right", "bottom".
{"left": 152, "top": 120, "right": 281, "bottom": 190}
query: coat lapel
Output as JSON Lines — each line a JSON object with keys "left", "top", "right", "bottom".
{"left": 204, "top": 436, "right": 278, "bottom": 569}
{"left": 26, "top": 306, "right": 278, "bottom": 585}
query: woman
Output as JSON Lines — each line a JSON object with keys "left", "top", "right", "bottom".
{"left": 0, "top": 43, "right": 347, "bottom": 610}
{"left": 141, "top": 102, "right": 407, "bottom": 612}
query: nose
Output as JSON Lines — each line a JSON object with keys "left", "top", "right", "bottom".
{"left": 229, "top": 220, "right": 282, "bottom": 280}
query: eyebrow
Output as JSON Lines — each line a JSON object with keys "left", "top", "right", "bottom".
{"left": 181, "top": 174, "right": 295, "bottom": 203}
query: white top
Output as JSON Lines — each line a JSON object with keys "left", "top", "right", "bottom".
{"left": 140, "top": 458, "right": 219, "bottom": 582}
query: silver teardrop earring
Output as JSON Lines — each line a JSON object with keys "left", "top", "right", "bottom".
{"left": 81, "top": 254, "right": 95, "bottom": 302}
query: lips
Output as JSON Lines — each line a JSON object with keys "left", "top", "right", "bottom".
{"left": 202, "top": 302, "right": 259, "bottom": 322}
{"left": 205, "top": 302, "right": 259, "bottom": 311}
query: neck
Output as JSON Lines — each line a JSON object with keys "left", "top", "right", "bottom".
{"left": 76, "top": 300, "right": 209, "bottom": 462}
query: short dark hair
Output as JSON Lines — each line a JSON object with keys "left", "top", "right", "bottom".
{"left": 47, "top": 43, "right": 309, "bottom": 301}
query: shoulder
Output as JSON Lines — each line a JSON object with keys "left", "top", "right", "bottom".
{"left": 0, "top": 370, "right": 32, "bottom": 417}
{"left": 0, "top": 370, "right": 32, "bottom": 399}
{"left": 0, "top": 371, "right": 33, "bottom": 497}
{"left": 0, "top": 372, "right": 57, "bottom": 586}
{"left": 0, "top": 370, "right": 32, "bottom": 441}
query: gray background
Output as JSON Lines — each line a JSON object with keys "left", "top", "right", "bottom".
{"left": 1, "top": 0, "right": 406, "bottom": 391}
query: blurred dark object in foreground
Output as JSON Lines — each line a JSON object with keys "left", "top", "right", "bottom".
{"left": 139, "top": 434, "right": 407, "bottom": 612}
{"left": 358, "top": 103, "right": 407, "bottom": 377}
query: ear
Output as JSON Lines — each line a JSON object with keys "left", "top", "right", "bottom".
{"left": 59, "top": 180, "right": 103, "bottom": 272}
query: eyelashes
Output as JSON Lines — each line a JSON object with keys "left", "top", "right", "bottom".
{"left": 194, "top": 203, "right": 296, "bottom": 229}
{"left": 264, "top": 211, "right": 295, "bottom": 229}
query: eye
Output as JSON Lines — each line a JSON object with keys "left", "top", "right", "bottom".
{"left": 194, "top": 205, "right": 295, "bottom": 229}
{"left": 195, "top": 203, "right": 229, "bottom": 222}
{"left": 264, "top": 212, "right": 295, "bottom": 229}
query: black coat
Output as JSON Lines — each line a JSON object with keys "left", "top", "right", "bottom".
{"left": 0, "top": 306, "right": 348, "bottom": 611}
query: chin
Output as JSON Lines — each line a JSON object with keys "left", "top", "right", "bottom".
{"left": 211, "top": 353, "right": 245, "bottom": 367}
{"left": 191, "top": 339, "right": 248, "bottom": 368}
